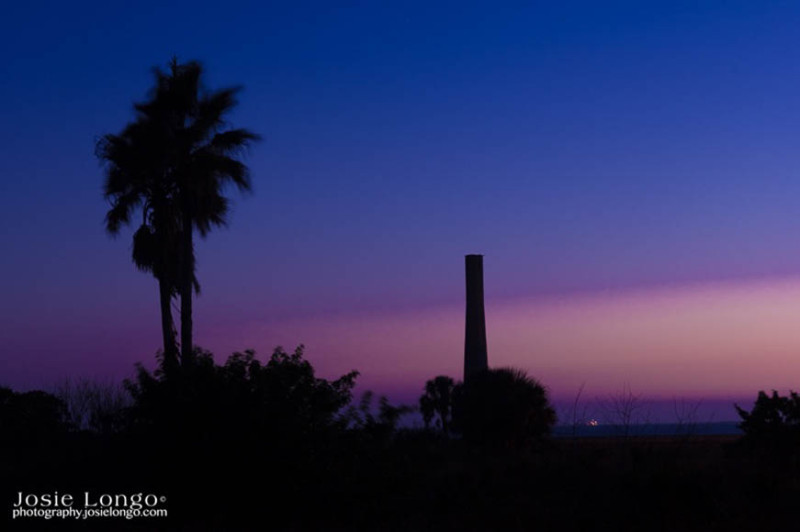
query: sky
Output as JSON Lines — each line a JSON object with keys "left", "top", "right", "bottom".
{"left": 3, "top": 1, "right": 800, "bottom": 421}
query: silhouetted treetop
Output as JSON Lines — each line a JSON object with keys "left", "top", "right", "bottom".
{"left": 736, "top": 390, "right": 800, "bottom": 446}
{"left": 124, "top": 345, "right": 358, "bottom": 446}
{"left": 452, "top": 367, "right": 556, "bottom": 447}
{"left": 419, "top": 375, "right": 455, "bottom": 435}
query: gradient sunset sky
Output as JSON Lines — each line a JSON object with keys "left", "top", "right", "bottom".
{"left": 3, "top": 1, "right": 800, "bottom": 421}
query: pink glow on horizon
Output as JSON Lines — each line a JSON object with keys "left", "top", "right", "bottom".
{"left": 9, "top": 275, "right": 800, "bottom": 419}
{"left": 196, "top": 276, "right": 800, "bottom": 405}
{"left": 489, "top": 277, "right": 800, "bottom": 399}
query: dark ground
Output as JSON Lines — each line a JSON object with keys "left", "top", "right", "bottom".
{"left": 4, "top": 432, "right": 799, "bottom": 531}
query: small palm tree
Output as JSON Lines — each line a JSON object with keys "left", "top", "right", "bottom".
{"left": 419, "top": 376, "right": 455, "bottom": 435}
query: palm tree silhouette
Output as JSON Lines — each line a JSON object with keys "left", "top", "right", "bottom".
{"left": 99, "top": 114, "right": 184, "bottom": 372}
{"left": 148, "top": 59, "right": 259, "bottom": 364}
{"left": 419, "top": 376, "right": 455, "bottom": 435}
{"left": 99, "top": 58, "right": 259, "bottom": 367}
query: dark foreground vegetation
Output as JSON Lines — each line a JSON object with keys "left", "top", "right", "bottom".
{"left": 2, "top": 349, "right": 800, "bottom": 531}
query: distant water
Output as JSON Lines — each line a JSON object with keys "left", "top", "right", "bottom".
{"left": 552, "top": 421, "right": 742, "bottom": 438}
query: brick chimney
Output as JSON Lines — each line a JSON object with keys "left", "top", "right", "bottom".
{"left": 464, "top": 254, "right": 488, "bottom": 381}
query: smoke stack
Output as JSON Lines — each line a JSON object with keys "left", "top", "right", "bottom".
{"left": 464, "top": 254, "right": 488, "bottom": 381}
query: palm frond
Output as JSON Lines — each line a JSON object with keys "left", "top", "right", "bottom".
{"left": 186, "top": 87, "right": 241, "bottom": 142}
{"left": 132, "top": 224, "right": 157, "bottom": 273}
{"left": 208, "top": 128, "right": 261, "bottom": 155}
{"left": 190, "top": 151, "right": 252, "bottom": 193}
{"left": 104, "top": 191, "right": 143, "bottom": 235}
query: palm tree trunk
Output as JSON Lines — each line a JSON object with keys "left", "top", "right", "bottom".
{"left": 158, "top": 278, "right": 178, "bottom": 373}
{"left": 180, "top": 208, "right": 194, "bottom": 365}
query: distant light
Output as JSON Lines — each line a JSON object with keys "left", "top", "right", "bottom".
{"left": 586, "top": 419, "right": 599, "bottom": 427}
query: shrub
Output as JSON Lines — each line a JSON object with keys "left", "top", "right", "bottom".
{"left": 124, "top": 345, "right": 359, "bottom": 447}
{"left": 56, "top": 378, "right": 129, "bottom": 435}
{"left": 343, "top": 391, "right": 413, "bottom": 442}
{"left": 735, "top": 390, "right": 800, "bottom": 446}
{"left": 452, "top": 368, "right": 556, "bottom": 447}
{"left": 0, "top": 387, "right": 69, "bottom": 449}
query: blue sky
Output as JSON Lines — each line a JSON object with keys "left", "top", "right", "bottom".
{"left": 2, "top": 2, "right": 800, "bottom": 415}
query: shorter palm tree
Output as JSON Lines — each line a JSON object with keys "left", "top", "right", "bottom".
{"left": 99, "top": 115, "right": 183, "bottom": 372}
{"left": 419, "top": 376, "right": 455, "bottom": 435}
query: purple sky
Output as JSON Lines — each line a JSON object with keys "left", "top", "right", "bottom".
{"left": 3, "top": 1, "right": 800, "bottom": 421}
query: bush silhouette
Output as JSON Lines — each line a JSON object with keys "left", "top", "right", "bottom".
{"left": 452, "top": 368, "right": 556, "bottom": 447}
{"left": 735, "top": 390, "right": 800, "bottom": 446}
{"left": 0, "top": 387, "right": 69, "bottom": 449}
{"left": 56, "top": 378, "right": 129, "bottom": 435}
{"left": 343, "top": 390, "right": 413, "bottom": 443}
{"left": 124, "top": 345, "right": 359, "bottom": 450}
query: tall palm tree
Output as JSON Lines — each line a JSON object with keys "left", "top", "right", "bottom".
{"left": 133, "top": 59, "right": 260, "bottom": 364}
